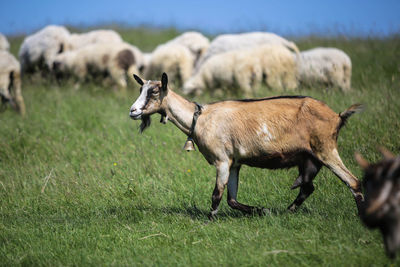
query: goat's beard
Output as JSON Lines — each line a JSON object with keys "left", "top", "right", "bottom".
{"left": 140, "top": 115, "right": 151, "bottom": 133}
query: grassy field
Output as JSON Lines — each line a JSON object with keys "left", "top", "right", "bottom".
{"left": 1, "top": 28, "right": 400, "bottom": 266}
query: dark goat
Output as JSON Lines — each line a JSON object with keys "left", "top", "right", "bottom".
{"left": 356, "top": 148, "right": 400, "bottom": 258}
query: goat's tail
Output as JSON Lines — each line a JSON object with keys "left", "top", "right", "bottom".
{"left": 337, "top": 103, "right": 364, "bottom": 132}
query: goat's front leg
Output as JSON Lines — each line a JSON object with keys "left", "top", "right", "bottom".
{"left": 208, "top": 161, "right": 230, "bottom": 220}
{"left": 227, "top": 165, "right": 266, "bottom": 215}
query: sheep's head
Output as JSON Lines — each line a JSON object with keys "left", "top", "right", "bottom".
{"left": 51, "top": 58, "right": 68, "bottom": 81}
{"left": 356, "top": 147, "right": 400, "bottom": 258}
{"left": 130, "top": 73, "right": 168, "bottom": 132}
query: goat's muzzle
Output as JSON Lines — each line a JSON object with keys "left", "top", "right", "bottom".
{"left": 130, "top": 108, "right": 142, "bottom": 120}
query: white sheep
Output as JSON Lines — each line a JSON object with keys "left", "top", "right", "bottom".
{"left": 183, "top": 44, "right": 298, "bottom": 96}
{"left": 139, "top": 52, "right": 152, "bottom": 74}
{"left": 0, "top": 50, "right": 25, "bottom": 115}
{"left": 18, "top": 25, "right": 71, "bottom": 74}
{"left": 194, "top": 31, "right": 300, "bottom": 71}
{"left": 0, "top": 33, "right": 10, "bottom": 51}
{"left": 66, "top": 29, "right": 123, "bottom": 51}
{"left": 52, "top": 42, "right": 144, "bottom": 89}
{"left": 296, "top": 47, "right": 352, "bottom": 91}
{"left": 164, "top": 31, "right": 210, "bottom": 63}
{"left": 144, "top": 43, "right": 194, "bottom": 85}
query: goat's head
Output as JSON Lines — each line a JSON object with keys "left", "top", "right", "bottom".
{"left": 356, "top": 147, "right": 400, "bottom": 258}
{"left": 130, "top": 73, "right": 168, "bottom": 132}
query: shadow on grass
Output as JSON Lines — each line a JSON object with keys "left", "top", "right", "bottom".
{"left": 3, "top": 200, "right": 317, "bottom": 226}
{"left": 153, "top": 204, "right": 316, "bottom": 222}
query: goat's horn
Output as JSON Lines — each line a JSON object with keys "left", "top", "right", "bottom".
{"left": 366, "top": 180, "right": 393, "bottom": 215}
{"left": 183, "top": 138, "right": 196, "bottom": 152}
{"left": 355, "top": 152, "right": 369, "bottom": 170}
{"left": 378, "top": 146, "right": 395, "bottom": 160}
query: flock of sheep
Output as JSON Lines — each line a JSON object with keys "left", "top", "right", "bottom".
{"left": 0, "top": 25, "right": 353, "bottom": 116}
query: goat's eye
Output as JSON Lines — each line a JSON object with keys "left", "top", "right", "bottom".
{"left": 152, "top": 90, "right": 159, "bottom": 95}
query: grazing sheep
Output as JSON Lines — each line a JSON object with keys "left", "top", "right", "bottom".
{"left": 19, "top": 25, "right": 71, "bottom": 74}
{"left": 183, "top": 45, "right": 298, "bottom": 96}
{"left": 130, "top": 73, "right": 364, "bottom": 220}
{"left": 0, "top": 51, "right": 25, "bottom": 115}
{"left": 66, "top": 29, "right": 123, "bottom": 51}
{"left": 195, "top": 31, "right": 299, "bottom": 71}
{"left": 144, "top": 43, "right": 194, "bottom": 86}
{"left": 355, "top": 148, "right": 400, "bottom": 258}
{"left": 164, "top": 31, "right": 210, "bottom": 64}
{"left": 0, "top": 33, "right": 10, "bottom": 51}
{"left": 296, "top": 47, "right": 352, "bottom": 91}
{"left": 139, "top": 52, "right": 152, "bottom": 74}
{"left": 52, "top": 42, "right": 144, "bottom": 89}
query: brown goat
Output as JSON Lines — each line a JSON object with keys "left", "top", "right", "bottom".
{"left": 356, "top": 148, "right": 400, "bottom": 258}
{"left": 129, "top": 73, "right": 364, "bottom": 219}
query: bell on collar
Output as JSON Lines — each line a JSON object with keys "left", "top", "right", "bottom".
{"left": 183, "top": 137, "right": 196, "bottom": 152}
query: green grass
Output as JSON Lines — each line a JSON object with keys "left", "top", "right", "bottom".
{"left": 1, "top": 29, "right": 400, "bottom": 266}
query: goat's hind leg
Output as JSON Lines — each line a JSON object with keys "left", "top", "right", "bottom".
{"left": 226, "top": 165, "right": 266, "bottom": 216}
{"left": 321, "top": 148, "right": 364, "bottom": 211}
{"left": 288, "top": 158, "right": 321, "bottom": 211}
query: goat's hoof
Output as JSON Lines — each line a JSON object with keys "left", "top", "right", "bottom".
{"left": 208, "top": 210, "right": 218, "bottom": 221}
{"left": 287, "top": 204, "right": 298, "bottom": 212}
{"left": 256, "top": 207, "right": 269, "bottom": 216}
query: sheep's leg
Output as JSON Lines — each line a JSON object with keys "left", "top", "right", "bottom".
{"left": 288, "top": 159, "right": 321, "bottom": 211}
{"left": 109, "top": 68, "right": 127, "bottom": 90}
{"left": 208, "top": 161, "right": 230, "bottom": 220}
{"left": 235, "top": 69, "right": 254, "bottom": 98}
{"left": 12, "top": 71, "right": 25, "bottom": 115}
{"left": 74, "top": 67, "right": 86, "bottom": 90}
{"left": 0, "top": 74, "right": 12, "bottom": 101}
{"left": 226, "top": 165, "right": 266, "bottom": 215}
{"left": 319, "top": 148, "right": 364, "bottom": 211}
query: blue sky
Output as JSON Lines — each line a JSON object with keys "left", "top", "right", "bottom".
{"left": 0, "top": 0, "right": 399, "bottom": 36}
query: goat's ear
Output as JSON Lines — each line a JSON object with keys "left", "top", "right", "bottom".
{"left": 161, "top": 72, "right": 168, "bottom": 92}
{"left": 133, "top": 74, "right": 144, "bottom": 86}
{"left": 355, "top": 152, "right": 369, "bottom": 170}
{"left": 378, "top": 146, "right": 395, "bottom": 160}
